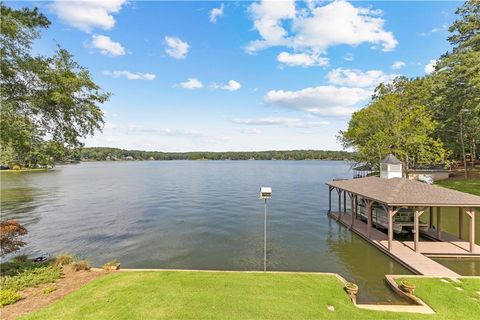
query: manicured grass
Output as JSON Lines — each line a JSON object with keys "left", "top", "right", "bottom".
{"left": 435, "top": 179, "right": 480, "bottom": 196}
{"left": 18, "top": 271, "right": 480, "bottom": 319}
{"left": 398, "top": 277, "right": 480, "bottom": 319}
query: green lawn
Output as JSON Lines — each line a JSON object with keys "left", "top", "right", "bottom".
{"left": 397, "top": 277, "right": 480, "bottom": 319}
{"left": 19, "top": 271, "right": 480, "bottom": 319}
{"left": 435, "top": 179, "right": 480, "bottom": 196}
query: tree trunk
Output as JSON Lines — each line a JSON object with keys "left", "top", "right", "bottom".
{"left": 472, "top": 137, "right": 476, "bottom": 168}
{"left": 460, "top": 113, "right": 467, "bottom": 179}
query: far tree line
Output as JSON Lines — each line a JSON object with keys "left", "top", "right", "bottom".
{"left": 79, "top": 148, "right": 354, "bottom": 161}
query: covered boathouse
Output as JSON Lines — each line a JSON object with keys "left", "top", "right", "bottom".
{"left": 326, "top": 155, "right": 480, "bottom": 276}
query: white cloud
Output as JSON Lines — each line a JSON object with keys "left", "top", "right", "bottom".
{"left": 343, "top": 53, "right": 354, "bottom": 61}
{"left": 91, "top": 35, "right": 125, "bottom": 56}
{"left": 419, "top": 24, "right": 448, "bottom": 37}
{"left": 211, "top": 80, "right": 241, "bottom": 91}
{"left": 178, "top": 78, "right": 203, "bottom": 89}
{"left": 264, "top": 85, "right": 371, "bottom": 116}
{"left": 51, "top": 0, "right": 127, "bottom": 32}
{"left": 103, "top": 70, "right": 156, "bottom": 80}
{"left": 165, "top": 36, "right": 190, "bottom": 59}
{"left": 246, "top": 0, "right": 296, "bottom": 52}
{"left": 391, "top": 61, "right": 406, "bottom": 69}
{"left": 210, "top": 3, "right": 224, "bottom": 23}
{"left": 232, "top": 117, "right": 329, "bottom": 128}
{"left": 277, "top": 51, "right": 329, "bottom": 67}
{"left": 247, "top": 0, "right": 397, "bottom": 58}
{"left": 327, "top": 68, "right": 397, "bottom": 88}
{"left": 424, "top": 60, "right": 437, "bottom": 74}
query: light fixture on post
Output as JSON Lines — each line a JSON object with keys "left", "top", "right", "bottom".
{"left": 259, "top": 187, "right": 272, "bottom": 272}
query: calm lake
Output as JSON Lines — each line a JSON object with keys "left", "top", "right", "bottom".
{"left": 1, "top": 161, "right": 477, "bottom": 303}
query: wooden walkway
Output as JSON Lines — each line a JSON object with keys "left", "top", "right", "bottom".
{"left": 329, "top": 211, "right": 464, "bottom": 277}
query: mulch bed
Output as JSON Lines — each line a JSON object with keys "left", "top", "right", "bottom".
{"left": 1, "top": 268, "right": 108, "bottom": 320}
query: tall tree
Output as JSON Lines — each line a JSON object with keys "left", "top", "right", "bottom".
{"left": 430, "top": 0, "right": 480, "bottom": 178}
{"left": 339, "top": 77, "right": 448, "bottom": 176}
{"left": 0, "top": 3, "right": 109, "bottom": 168}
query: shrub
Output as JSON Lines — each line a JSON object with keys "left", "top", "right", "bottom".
{"left": 0, "top": 289, "right": 22, "bottom": 307}
{"left": 42, "top": 286, "right": 57, "bottom": 294}
{"left": 0, "top": 258, "right": 47, "bottom": 277}
{"left": 12, "top": 255, "right": 29, "bottom": 263}
{"left": 53, "top": 253, "right": 74, "bottom": 267}
{"left": 12, "top": 164, "right": 21, "bottom": 171}
{"left": 1, "top": 265, "right": 62, "bottom": 291}
{"left": 71, "top": 260, "right": 90, "bottom": 271}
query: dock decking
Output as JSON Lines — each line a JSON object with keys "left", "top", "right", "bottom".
{"left": 328, "top": 211, "right": 479, "bottom": 277}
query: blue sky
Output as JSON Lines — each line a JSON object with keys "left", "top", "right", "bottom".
{"left": 11, "top": 1, "right": 461, "bottom": 151}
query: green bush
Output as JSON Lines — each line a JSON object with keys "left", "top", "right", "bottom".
{"left": 0, "top": 259, "right": 48, "bottom": 277}
{"left": 53, "top": 253, "right": 74, "bottom": 267}
{"left": 1, "top": 265, "right": 62, "bottom": 292}
{"left": 0, "top": 289, "right": 22, "bottom": 307}
{"left": 42, "top": 286, "right": 57, "bottom": 294}
{"left": 12, "top": 255, "right": 29, "bottom": 263}
{"left": 71, "top": 260, "right": 90, "bottom": 271}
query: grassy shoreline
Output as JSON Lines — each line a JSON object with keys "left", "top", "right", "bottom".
{"left": 435, "top": 179, "right": 480, "bottom": 196}
{"left": 18, "top": 271, "right": 480, "bottom": 319}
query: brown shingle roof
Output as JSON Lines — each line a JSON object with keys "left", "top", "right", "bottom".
{"left": 327, "top": 176, "right": 480, "bottom": 207}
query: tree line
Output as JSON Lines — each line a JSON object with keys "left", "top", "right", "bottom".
{"left": 80, "top": 147, "right": 354, "bottom": 161}
{"left": 339, "top": 0, "right": 479, "bottom": 178}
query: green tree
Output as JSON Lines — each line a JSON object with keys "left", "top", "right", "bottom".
{"left": 430, "top": 0, "right": 480, "bottom": 178}
{"left": 0, "top": 3, "right": 109, "bottom": 168}
{"left": 339, "top": 78, "right": 448, "bottom": 175}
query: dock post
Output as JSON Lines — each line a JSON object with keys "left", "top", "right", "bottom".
{"left": 429, "top": 207, "right": 433, "bottom": 229}
{"left": 343, "top": 190, "right": 347, "bottom": 214}
{"left": 436, "top": 207, "right": 441, "bottom": 240}
{"left": 355, "top": 195, "right": 358, "bottom": 219}
{"left": 350, "top": 193, "right": 355, "bottom": 229}
{"left": 388, "top": 207, "right": 393, "bottom": 251}
{"left": 414, "top": 207, "right": 419, "bottom": 252}
{"left": 459, "top": 208, "right": 464, "bottom": 240}
{"left": 337, "top": 189, "right": 342, "bottom": 221}
{"left": 467, "top": 209, "right": 476, "bottom": 253}
{"left": 328, "top": 187, "right": 332, "bottom": 214}
{"left": 367, "top": 201, "right": 373, "bottom": 239}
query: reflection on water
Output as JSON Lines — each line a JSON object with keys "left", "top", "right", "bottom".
{"left": 433, "top": 258, "right": 480, "bottom": 276}
{"left": 0, "top": 161, "right": 415, "bottom": 303}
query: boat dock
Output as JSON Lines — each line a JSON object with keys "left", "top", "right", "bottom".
{"left": 326, "top": 173, "right": 480, "bottom": 278}
{"left": 328, "top": 211, "right": 479, "bottom": 277}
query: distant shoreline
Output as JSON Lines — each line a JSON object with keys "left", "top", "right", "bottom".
{"left": 79, "top": 147, "right": 355, "bottom": 162}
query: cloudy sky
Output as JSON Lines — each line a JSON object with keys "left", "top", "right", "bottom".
{"left": 12, "top": 0, "right": 459, "bottom": 152}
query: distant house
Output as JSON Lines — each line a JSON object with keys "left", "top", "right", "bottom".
{"left": 408, "top": 165, "right": 450, "bottom": 182}
{"left": 353, "top": 154, "right": 450, "bottom": 182}
{"left": 125, "top": 156, "right": 134, "bottom": 161}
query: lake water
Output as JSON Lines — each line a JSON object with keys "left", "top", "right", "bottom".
{"left": 1, "top": 161, "right": 418, "bottom": 303}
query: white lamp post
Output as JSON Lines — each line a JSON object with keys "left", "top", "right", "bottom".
{"left": 260, "top": 187, "right": 272, "bottom": 272}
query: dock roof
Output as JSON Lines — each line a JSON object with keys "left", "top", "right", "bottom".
{"left": 327, "top": 176, "right": 480, "bottom": 207}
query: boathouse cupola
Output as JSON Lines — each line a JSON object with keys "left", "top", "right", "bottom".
{"left": 380, "top": 154, "right": 403, "bottom": 179}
